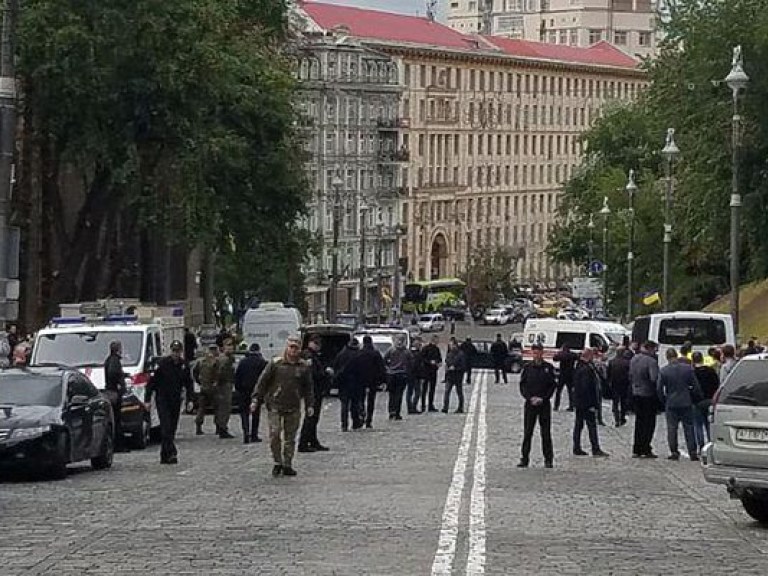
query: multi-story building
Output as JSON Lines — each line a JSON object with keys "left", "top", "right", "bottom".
{"left": 297, "top": 1, "right": 644, "bottom": 305}
{"left": 447, "top": 0, "right": 659, "bottom": 59}
{"left": 293, "top": 28, "right": 407, "bottom": 320}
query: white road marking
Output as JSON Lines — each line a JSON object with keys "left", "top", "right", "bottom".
{"left": 431, "top": 372, "right": 482, "bottom": 576}
{"left": 467, "top": 376, "right": 487, "bottom": 575}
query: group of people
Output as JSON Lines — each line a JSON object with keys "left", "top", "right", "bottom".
{"left": 516, "top": 336, "right": 741, "bottom": 468}
{"left": 1, "top": 324, "right": 34, "bottom": 368}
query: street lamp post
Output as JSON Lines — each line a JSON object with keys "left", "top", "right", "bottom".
{"left": 599, "top": 198, "right": 611, "bottom": 316}
{"left": 661, "top": 128, "right": 679, "bottom": 313}
{"left": 329, "top": 175, "right": 344, "bottom": 323}
{"left": 725, "top": 45, "right": 749, "bottom": 339}
{"left": 625, "top": 169, "right": 638, "bottom": 320}
{"left": 587, "top": 213, "right": 595, "bottom": 274}
{"left": 358, "top": 202, "right": 368, "bottom": 326}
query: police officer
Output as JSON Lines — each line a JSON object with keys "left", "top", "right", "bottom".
{"left": 251, "top": 336, "right": 315, "bottom": 477}
{"left": 215, "top": 338, "right": 236, "bottom": 439}
{"left": 517, "top": 342, "right": 557, "bottom": 468}
{"left": 104, "top": 341, "right": 129, "bottom": 452}
{"left": 145, "top": 341, "right": 194, "bottom": 464}
{"left": 235, "top": 343, "right": 268, "bottom": 444}
{"left": 298, "top": 335, "right": 331, "bottom": 452}
{"left": 194, "top": 343, "right": 219, "bottom": 435}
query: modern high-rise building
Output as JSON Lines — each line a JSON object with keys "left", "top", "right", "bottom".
{"left": 447, "top": 0, "right": 659, "bottom": 59}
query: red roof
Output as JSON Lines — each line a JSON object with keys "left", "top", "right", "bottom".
{"left": 482, "top": 36, "right": 639, "bottom": 69}
{"left": 300, "top": 1, "right": 480, "bottom": 51}
{"left": 300, "top": 1, "right": 639, "bottom": 70}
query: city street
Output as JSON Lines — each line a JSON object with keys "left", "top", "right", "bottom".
{"left": 1, "top": 367, "right": 766, "bottom": 575}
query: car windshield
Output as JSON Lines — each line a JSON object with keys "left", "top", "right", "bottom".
{"left": 0, "top": 375, "right": 62, "bottom": 407}
{"left": 720, "top": 360, "right": 768, "bottom": 407}
{"left": 34, "top": 331, "right": 144, "bottom": 368}
{"left": 419, "top": 315, "right": 434, "bottom": 322}
{"left": 657, "top": 318, "right": 727, "bottom": 346}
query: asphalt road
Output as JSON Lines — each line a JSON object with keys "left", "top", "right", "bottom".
{"left": 1, "top": 370, "right": 766, "bottom": 575}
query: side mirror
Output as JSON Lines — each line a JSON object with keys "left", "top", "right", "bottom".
{"left": 69, "top": 394, "right": 89, "bottom": 406}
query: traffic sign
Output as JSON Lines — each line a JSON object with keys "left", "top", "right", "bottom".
{"left": 572, "top": 277, "right": 601, "bottom": 299}
{"left": 588, "top": 260, "right": 605, "bottom": 275}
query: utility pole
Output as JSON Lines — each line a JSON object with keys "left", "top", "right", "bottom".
{"left": 625, "top": 170, "right": 638, "bottom": 321}
{"left": 329, "top": 176, "right": 342, "bottom": 323}
{"left": 0, "top": 0, "right": 19, "bottom": 327}
{"left": 358, "top": 203, "right": 367, "bottom": 326}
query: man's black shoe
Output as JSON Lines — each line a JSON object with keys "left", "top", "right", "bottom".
{"left": 632, "top": 453, "right": 642, "bottom": 458}
{"left": 667, "top": 453, "right": 680, "bottom": 461}
{"left": 544, "top": 461, "right": 553, "bottom": 469}
{"left": 454, "top": 408, "right": 464, "bottom": 414}
{"left": 592, "top": 450, "right": 610, "bottom": 458}
{"left": 428, "top": 406, "right": 438, "bottom": 413}
{"left": 352, "top": 423, "right": 363, "bottom": 430}
{"left": 250, "top": 436, "right": 262, "bottom": 443}
{"left": 312, "top": 444, "right": 329, "bottom": 452}
{"left": 282, "top": 466, "right": 297, "bottom": 477}
{"left": 441, "top": 408, "right": 449, "bottom": 413}
{"left": 272, "top": 464, "right": 282, "bottom": 477}
{"left": 219, "top": 431, "right": 235, "bottom": 439}
{"left": 298, "top": 444, "right": 316, "bottom": 453}
{"left": 195, "top": 426, "right": 204, "bottom": 436}
{"left": 643, "top": 452, "right": 658, "bottom": 459}
{"left": 566, "top": 407, "right": 574, "bottom": 412}
{"left": 394, "top": 414, "right": 403, "bottom": 421}
{"left": 243, "top": 436, "right": 251, "bottom": 444}
{"left": 573, "top": 449, "right": 589, "bottom": 456}
{"left": 167, "top": 456, "right": 178, "bottom": 465}
{"left": 516, "top": 460, "right": 529, "bottom": 468}
{"left": 365, "top": 422, "right": 373, "bottom": 429}
{"left": 690, "top": 455, "right": 700, "bottom": 462}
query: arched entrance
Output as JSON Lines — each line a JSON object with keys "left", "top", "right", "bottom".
{"left": 430, "top": 233, "right": 448, "bottom": 279}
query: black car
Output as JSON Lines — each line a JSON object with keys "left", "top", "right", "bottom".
{"left": 440, "top": 305, "right": 467, "bottom": 321}
{"left": 470, "top": 340, "right": 524, "bottom": 374}
{"left": 0, "top": 367, "right": 114, "bottom": 479}
{"left": 301, "top": 324, "right": 354, "bottom": 395}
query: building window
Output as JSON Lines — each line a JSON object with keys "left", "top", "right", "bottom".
{"left": 588, "top": 29, "right": 602, "bottom": 44}
{"left": 638, "top": 31, "right": 651, "bottom": 47}
{"left": 614, "top": 31, "right": 628, "bottom": 45}
{"left": 569, "top": 29, "right": 578, "bottom": 46}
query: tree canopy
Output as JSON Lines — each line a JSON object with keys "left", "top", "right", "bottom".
{"left": 548, "top": 0, "right": 768, "bottom": 315}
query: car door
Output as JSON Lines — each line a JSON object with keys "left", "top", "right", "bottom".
{"left": 64, "top": 374, "right": 96, "bottom": 462}
{"left": 82, "top": 375, "right": 109, "bottom": 458}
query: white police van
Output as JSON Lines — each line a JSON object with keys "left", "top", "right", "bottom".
{"left": 241, "top": 302, "right": 302, "bottom": 357}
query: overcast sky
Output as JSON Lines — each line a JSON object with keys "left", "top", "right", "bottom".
{"left": 308, "top": 0, "right": 447, "bottom": 20}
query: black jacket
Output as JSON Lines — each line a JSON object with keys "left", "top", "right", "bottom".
{"left": 607, "top": 352, "right": 632, "bottom": 392}
{"left": 694, "top": 365, "right": 720, "bottom": 401}
{"left": 446, "top": 348, "right": 467, "bottom": 372}
{"left": 234, "top": 352, "right": 268, "bottom": 396}
{"left": 350, "top": 346, "right": 387, "bottom": 389}
{"left": 145, "top": 355, "right": 194, "bottom": 404}
{"left": 519, "top": 360, "right": 557, "bottom": 402}
{"left": 490, "top": 340, "right": 508, "bottom": 366}
{"left": 553, "top": 349, "right": 579, "bottom": 383}
{"left": 422, "top": 343, "right": 442, "bottom": 373}
{"left": 333, "top": 344, "right": 361, "bottom": 392}
{"left": 460, "top": 341, "right": 478, "bottom": 359}
{"left": 303, "top": 348, "right": 330, "bottom": 398}
{"left": 572, "top": 362, "right": 600, "bottom": 410}
{"left": 104, "top": 353, "right": 126, "bottom": 393}
{"left": 411, "top": 347, "right": 430, "bottom": 380}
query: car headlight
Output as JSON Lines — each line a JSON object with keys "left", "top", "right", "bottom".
{"left": 11, "top": 425, "right": 51, "bottom": 439}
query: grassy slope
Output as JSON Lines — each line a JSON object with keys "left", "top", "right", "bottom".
{"left": 703, "top": 279, "right": 768, "bottom": 342}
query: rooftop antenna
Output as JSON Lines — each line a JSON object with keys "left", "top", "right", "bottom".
{"left": 426, "top": 0, "right": 437, "bottom": 22}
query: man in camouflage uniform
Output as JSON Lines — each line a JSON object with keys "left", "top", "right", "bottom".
{"left": 251, "top": 336, "right": 314, "bottom": 477}
{"left": 215, "top": 338, "right": 236, "bottom": 439}
{"left": 194, "top": 343, "right": 220, "bottom": 435}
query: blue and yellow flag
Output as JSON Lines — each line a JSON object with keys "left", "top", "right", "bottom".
{"left": 642, "top": 290, "right": 661, "bottom": 306}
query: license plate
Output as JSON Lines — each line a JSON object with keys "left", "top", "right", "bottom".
{"left": 735, "top": 428, "right": 768, "bottom": 443}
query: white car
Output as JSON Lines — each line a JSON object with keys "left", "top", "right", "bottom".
{"left": 483, "top": 308, "right": 510, "bottom": 325}
{"left": 417, "top": 313, "right": 445, "bottom": 332}
{"left": 556, "top": 307, "right": 590, "bottom": 320}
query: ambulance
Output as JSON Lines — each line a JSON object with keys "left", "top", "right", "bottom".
{"left": 522, "top": 318, "right": 630, "bottom": 368}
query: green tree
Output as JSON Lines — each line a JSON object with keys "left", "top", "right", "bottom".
{"left": 462, "top": 246, "right": 519, "bottom": 307}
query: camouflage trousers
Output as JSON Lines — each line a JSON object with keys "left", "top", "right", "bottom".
{"left": 267, "top": 410, "right": 301, "bottom": 468}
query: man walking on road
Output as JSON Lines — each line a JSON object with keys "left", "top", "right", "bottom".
{"left": 351, "top": 335, "right": 387, "bottom": 427}
{"left": 215, "top": 338, "right": 236, "bottom": 439}
{"left": 572, "top": 348, "right": 609, "bottom": 458}
{"left": 490, "top": 334, "right": 509, "bottom": 384}
{"left": 460, "top": 337, "right": 477, "bottom": 385}
{"left": 193, "top": 343, "right": 219, "bottom": 435}
{"left": 235, "top": 343, "right": 267, "bottom": 444}
{"left": 145, "top": 341, "right": 195, "bottom": 464}
{"left": 298, "top": 335, "right": 332, "bottom": 450}
{"left": 607, "top": 348, "right": 633, "bottom": 427}
{"left": 384, "top": 336, "right": 413, "bottom": 420}
{"left": 630, "top": 341, "right": 660, "bottom": 458}
{"left": 553, "top": 345, "right": 578, "bottom": 411}
{"left": 251, "top": 336, "right": 314, "bottom": 477}
{"left": 408, "top": 337, "right": 427, "bottom": 414}
{"left": 517, "top": 343, "right": 557, "bottom": 468}
{"left": 442, "top": 339, "right": 467, "bottom": 413}
{"left": 420, "top": 335, "right": 442, "bottom": 412}
{"left": 657, "top": 348, "right": 702, "bottom": 461}
{"left": 104, "top": 341, "right": 129, "bottom": 452}
{"left": 334, "top": 339, "right": 362, "bottom": 431}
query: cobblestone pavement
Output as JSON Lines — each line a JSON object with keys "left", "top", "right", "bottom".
{"left": 1, "top": 369, "right": 766, "bottom": 575}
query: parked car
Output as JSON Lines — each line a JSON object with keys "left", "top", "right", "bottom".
{"left": 0, "top": 367, "right": 114, "bottom": 479}
{"left": 300, "top": 324, "right": 355, "bottom": 394}
{"left": 701, "top": 354, "right": 768, "bottom": 524}
{"left": 440, "top": 304, "right": 467, "bottom": 321}
{"left": 471, "top": 340, "right": 524, "bottom": 374}
{"left": 483, "top": 308, "right": 510, "bottom": 326}
{"left": 417, "top": 313, "right": 445, "bottom": 333}
{"left": 354, "top": 328, "right": 411, "bottom": 355}
{"left": 557, "top": 307, "right": 591, "bottom": 321}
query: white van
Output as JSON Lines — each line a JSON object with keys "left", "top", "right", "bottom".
{"left": 522, "top": 318, "right": 630, "bottom": 366}
{"left": 631, "top": 312, "right": 735, "bottom": 367}
{"left": 241, "top": 302, "right": 302, "bottom": 356}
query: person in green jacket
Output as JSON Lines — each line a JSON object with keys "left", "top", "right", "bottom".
{"left": 251, "top": 336, "right": 314, "bottom": 477}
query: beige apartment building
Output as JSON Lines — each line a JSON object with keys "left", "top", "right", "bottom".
{"left": 448, "top": 0, "right": 659, "bottom": 59}
{"left": 298, "top": 1, "right": 645, "bottom": 294}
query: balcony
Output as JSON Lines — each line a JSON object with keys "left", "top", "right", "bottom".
{"left": 378, "top": 148, "right": 410, "bottom": 163}
{"left": 377, "top": 117, "right": 410, "bottom": 130}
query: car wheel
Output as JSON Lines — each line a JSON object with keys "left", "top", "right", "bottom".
{"left": 91, "top": 428, "right": 114, "bottom": 470}
{"left": 131, "top": 417, "right": 150, "bottom": 450}
{"left": 741, "top": 492, "right": 768, "bottom": 524}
